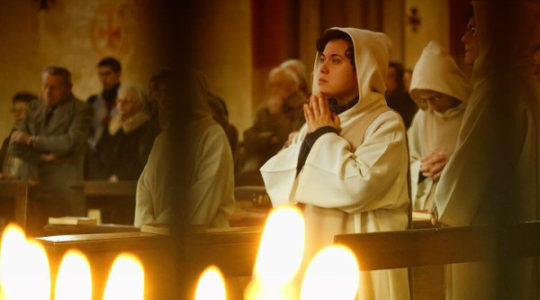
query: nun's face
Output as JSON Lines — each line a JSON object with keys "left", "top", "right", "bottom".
{"left": 317, "top": 39, "right": 358, "bottom": 101}
{"left": 415, "top": 90, "right": 460, "bottom": 113}
{"left": 461, "top": 18, "right": 479, "bottom": 65}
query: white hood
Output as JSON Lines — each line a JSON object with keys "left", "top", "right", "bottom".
{"left": 410, "top": 40, "right": 471, "bottom": 110}
{"left": 312, "top": 27, "right": 392, "bottom": 115}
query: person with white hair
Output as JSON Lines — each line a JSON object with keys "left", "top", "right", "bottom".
{"left": 280, "top": 58, "right": 310, "bottom": 96}
{"left": 241, "top": 65, "right": 307, "bottom": 178}
{"left": 88, "top": 84, "right": 159, "bottom": 181}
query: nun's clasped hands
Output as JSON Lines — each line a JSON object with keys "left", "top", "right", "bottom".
{"left": 304, "top": 92, "right": 340, "bottom": 133}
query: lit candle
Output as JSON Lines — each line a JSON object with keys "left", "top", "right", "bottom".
{"left": 54, "top": 250, "right": 92, "bottom": 300}
{"left": 245, "top": 205, "right": 305, "bottom": 300}
{"left": 194, "top": 265, "right": 226, "bottom": 300}
{"left": 0, "top": 223, "right": 51, "bottom": 300}
{"left": 102, "top": 253, "right": 145, "bottom": 300}
{"left": 299, "top": 245, "right": 360, "bottom": 300}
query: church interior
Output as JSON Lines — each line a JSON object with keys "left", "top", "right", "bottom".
{"left": 0, "top": 0, "right": 538, "bottom": 299}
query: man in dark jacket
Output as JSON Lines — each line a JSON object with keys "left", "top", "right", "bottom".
{"left": 11, "top": 66, "right": 92, "bottom": 235}
{"left": 87, "top": 57, "right": 122, "bottom": 148}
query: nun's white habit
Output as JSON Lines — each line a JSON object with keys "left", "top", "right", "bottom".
{"left": 261, "top": 27, "right": 410, "bottom": 300}
{"left": 407, "top": 40, "right": 471, "bottom": 210}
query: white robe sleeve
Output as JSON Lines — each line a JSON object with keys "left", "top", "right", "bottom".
{"left": 186, "top": 125, "right": 235, "bottom": 227}
{"left": 407, "top": 110, "right": 424, "bottom": 208}
{"left": 434, "top": 87, "right": 534, "bottom": 226}
{"left": 260, "top": 141, "right": 303, "bottom": 207}
{"left": 295, "top": 112, "right": 408, "bottom": 212}
{"left": 134, "top": 164, "right": 156, "bottom": 227}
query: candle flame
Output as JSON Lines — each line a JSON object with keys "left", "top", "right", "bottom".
{"left": 54, "top": 250, "right": 92, "bottom": 300}
{"left": 254, "top": 205, "right": 305, "bottom": 286}
{"left": 102, "top": 253, "right": 144, "bottom": 300}
{"left": 300, "top": 245, "right": 360, "bottom": 300}
{"left": 194, "top": 265, "right": 226, "bottom": 300}
{"left": 0, "top": 223, "right": 50, "bottom": 300}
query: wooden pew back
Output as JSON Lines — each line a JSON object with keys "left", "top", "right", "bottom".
{"left": 334, "top": 221, "right": 540, "bottom": 270}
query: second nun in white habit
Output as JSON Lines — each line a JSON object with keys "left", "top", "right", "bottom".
{"left": 407, "top": 40, "right": 471, "bottom": 211}
{"left": 261, "top": 27, "right": 410, "bottom": 300}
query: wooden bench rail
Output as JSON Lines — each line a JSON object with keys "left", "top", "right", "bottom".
{"left": 83, "top": 180, "right": 137, "bottom": 196}
{"left": 335, "top": 221, "right": 540, "bottom": 271}
{"left": 37, "top": 227, "right": 263, "bottom": 277}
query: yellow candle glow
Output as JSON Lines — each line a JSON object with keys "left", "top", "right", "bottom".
{"left": 54, "top": 250, "right": 92, "bottom": 300}
{"left": 299, "top": 245, "right": 360, "bottom": 300}
{"left": 0, "top": 224, "right": 51, "bottom": 300}
{"left": 194, "top": 265, "right": 226, "bottom": 300}
{"left": 254, "top": 205, "right": 305, "bottom": 286}
{"left": 102, "top": 253, "right": 145, "bottom": 300}
{"left": 0, "top": 224, "right": 27, "bottom": 300}
{"left": 24, "top": 240, "right": 51, "bottom": 300}
{"left": 245, "top": 205, "right": 305, "bottom": 300}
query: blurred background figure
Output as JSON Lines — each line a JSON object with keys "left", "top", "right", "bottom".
{"left": 207, "top": 91, "right": 239, "bottom": 169}
{"left": 385, "top": 61, "right": 417, "bottom": 128}
{"left": 407, "top": 40, "right": 471, "bottom": 211}
{"left": 145, "top": 73, "right": 160, "bottom": 124}
{"left": 0, "top": 92, "right": 37, "bottom": 179}
{"left": 461, "top": 9, "right": 479, "bottom": 67}
{"left": 280, "top": 58, "right": 311, "bottom": 96}
{"left": 403, "top": 69, "right": 413, "bottom": 92}
{"left": 87, "top": 57, "right": 123, "bottom": 148}
{"left": 134, "top": 70, "right": 234, "bottom": 228}
{"left": 238, "top": 63, "right": 307, "bottom": 184}
{"left": 11, "top": 66, "right": 92, "bottom": 236}
{"left": 88, "top": 84, "right": 159, "bottom": 181}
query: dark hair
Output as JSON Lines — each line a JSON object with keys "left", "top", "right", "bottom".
{"left": 388, "top": 61, "right": 405, "bottom": 89}
{"left": 151, "top": 68, "right": 174, "bottom": 88}
{"left": 12, "top": 92, "right": 37, "bottom": 103}
{"left": 42, "top": 66, "right": 72, "bottom": 85}
{"left": 464, "top": 4, "right": 474, "bottom": 23}
{"left": 97, "top": 57, "right": 122, "bottom": 73}
{"left": 316, "top": 29, "right": 355, "bottom": 69}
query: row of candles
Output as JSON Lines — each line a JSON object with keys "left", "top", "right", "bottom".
{"left": 0, "top": 205, "right": 361, "bottom": 299}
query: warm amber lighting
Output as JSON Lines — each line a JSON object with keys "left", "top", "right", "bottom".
{"left": 54, "top": 250, "right": 92, "bottom": 300}
{"left": 0, "top": 224, "right": 51, "bottom": 300}
{"left": 24, "top": 240, "right": 51, "bottom": 300}
{"left": 254, "top": 205, "right": 305, "bottom": 286}
{"left": 194, "top": 265, "right": 226, "bottom": 300}
{"left": 102, "top": 253, "right": 145, "bottom": 300}
{"left": 300, "top": 245, "right": 360, "bottom": 300}
{"left": 0, "top": 224, "right": 27, "bottom": 300}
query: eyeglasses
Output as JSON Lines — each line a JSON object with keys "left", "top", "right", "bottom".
{"left": 464, "top": 25, "right": 477, "bottom": 36}
{"left": 421, "top": 95, "right": 443, "bottom": 105}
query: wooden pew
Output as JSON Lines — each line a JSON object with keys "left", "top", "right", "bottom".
{"left": 335, "top": 222, "right": 540, "bottom": 300}
{"left": 84, "top": 180, "right": 137, "bottom": 224}
{"left": 1, "top": 180, "right": 270, "bottom": 234}
{"left": 37, "top": 227, "right": 262, "bottom": 300}
{"left": 38, "top": 231, "right": 174, "bottom": 300}
{"left": 0, "top": 180, "right": 138, "bottom": 229}
{"left": 0, "top": 180, "right": 29, "bottom": 228}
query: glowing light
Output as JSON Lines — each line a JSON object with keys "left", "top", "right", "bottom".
{"left": 24, "top": 240, "right": 51, "bottom": 300}
{"left": 102, "top": 253, "right": 145, "bottom": 300}
{"left": 0, "top": 224, "right": 51, "bottom": 300}
{"left": 300, "top": 245, "right": 360, "bottom": 300}
{"left": 254, "top": 205, "right": 305, "bottom": 286}
{"left": 54, "top": 250, "right": 92, "bottom": 300}
{"left": 194, "top": 265, "right": 226, "bottom": 300}
{"left": 0, "top": 224, "right": 27, "bottom": 300}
